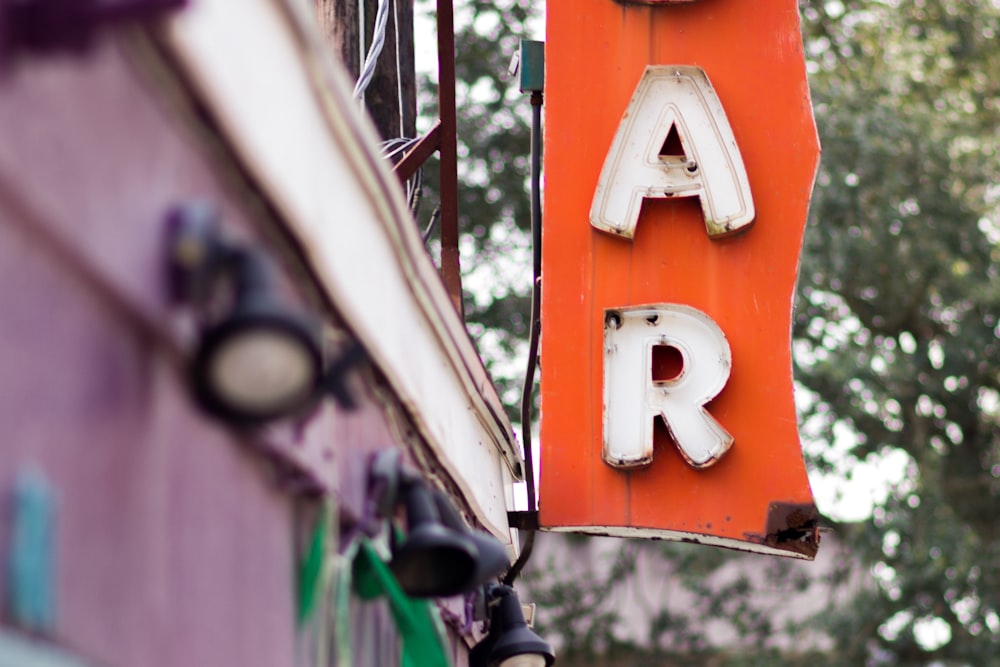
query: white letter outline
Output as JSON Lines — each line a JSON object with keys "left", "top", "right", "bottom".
{"left": 603, "top": 304, "right": 733, "bottom": 469}
{"left": 590, "top": 66, "right": 754, "bottom": 239}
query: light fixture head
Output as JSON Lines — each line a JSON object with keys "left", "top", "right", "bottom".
{"left": 432, "top": 490, "right": 510, "bottom": 591}
{"left": 167, "top": 205, "right": 330, "bottom": 425}
{"left": 189, "top": 246, "right": 324, "bottom": 425}
{"left": 390, "top": 480, "right": 478, "bottom": 598}
{"left": 471, "top": 586, "right": 555, "bottom": 667}
{"left": 192, "top": 304, "right": 323, "bottom": 424}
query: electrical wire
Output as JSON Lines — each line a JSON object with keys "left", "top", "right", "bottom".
{"left": 393, "top": 0, "right": 405, "bottom": 138}
{"left": 353, "top": 0, "right": 391, "bottom": 100}
{"left": 524, "top": 91, "right": 543, "bottom": 514}
{"left": 381, "top": 136, "right": 421, "bottom": 162}
{"left": 381, "top": 137, "right": 411, "bottom": 153}
{"left": 504, "top": 90, "right": 544, "bottom": 587}
{"left": 407, "top": 167, "right": 423, "bottom": 216}
{"left": 380, "top": 137, "right": 424, "bottom": 218}
{"left": 357, "top": 0, "right": 366, "bottom": 92}
{"left": 422, "top": 207, "right": 440, "bottom": 244}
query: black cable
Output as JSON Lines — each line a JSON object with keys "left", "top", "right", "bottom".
{"left": 505, "top": 90, "right": 544, "bottom": 586}
{"left": 523, "top": 90, "right": 543, "bottom": 514}
{"left": 422, "top": 207, "right": 440, "bottom": 244}
{"left": 520, "top": 275, "right": 541, "bottom": 514}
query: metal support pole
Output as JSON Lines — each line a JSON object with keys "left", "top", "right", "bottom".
{"left": 436, "top": 0, "right": 462, "bottom": 316}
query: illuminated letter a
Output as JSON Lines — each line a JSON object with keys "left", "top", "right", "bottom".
{"left": 590, "top": 66, "right": 754, "bottom": 239}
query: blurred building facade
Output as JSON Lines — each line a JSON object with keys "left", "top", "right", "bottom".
{"left": 0, "top": 1, "right": 522, "bottom": 665}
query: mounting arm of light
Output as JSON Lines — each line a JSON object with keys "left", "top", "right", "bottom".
{"left": 470, "top": 584, "right": 555, "bottom": 667}
{"left": 367, "top": 450, "right": 510, "bottom": 598}
{"left": 166, "top": 203, "right": 365, "bottom": 425}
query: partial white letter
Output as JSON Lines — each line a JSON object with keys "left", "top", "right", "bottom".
{"left": 603, "top": 304, "right": 733, "bottom": 469}
{"left": 590, "top": 66, "right": 754, "bottom": 239}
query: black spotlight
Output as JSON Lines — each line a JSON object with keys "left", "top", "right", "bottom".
{"left": 432, "top": 490, "right": 510, "bottom": 591}
{"left": 190, "top": 246, "right": 325, "bottom": 424}
{"left": 471, "top": 586, "right": 555, "bottom": 667}
{"left": 167, "top": 203, "right": 329, "bottom": 425}
{"left": 389, "top": 480, "right": 479, "bottom": 598}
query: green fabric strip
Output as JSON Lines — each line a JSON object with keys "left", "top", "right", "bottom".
{"left": 353, "top": 539, "right": 451, "bottom": 667}
{"left": 297, "top": 505, "right": 330, "bottom": 626}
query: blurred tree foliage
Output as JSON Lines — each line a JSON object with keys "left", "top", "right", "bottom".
{"left": 791, "top": 0, "right": 1000, "bottom": 664}
{"left": 420, "top": 0, "right": 1000, "bottom": 664}
{"left": 417, "top": 0, "right": 539, "bottom": 417}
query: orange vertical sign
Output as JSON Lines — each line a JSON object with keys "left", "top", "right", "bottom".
{"left": 540, "top": 0, "right": 821, "bottom": 558}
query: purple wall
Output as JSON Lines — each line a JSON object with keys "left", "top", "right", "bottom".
{"left": 0, "top": 34, "right": 468, "bottom": 667}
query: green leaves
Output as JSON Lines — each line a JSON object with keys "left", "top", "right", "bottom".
{"left": 795, "top": 1, "right": 1000, "bottom": 662}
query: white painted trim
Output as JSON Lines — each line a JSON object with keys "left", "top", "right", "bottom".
{"left": 544, "top": 526, "right": 815, "bottom": 560}
{"left": 158, "top": 0, "right": 521, "bottom": 539}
